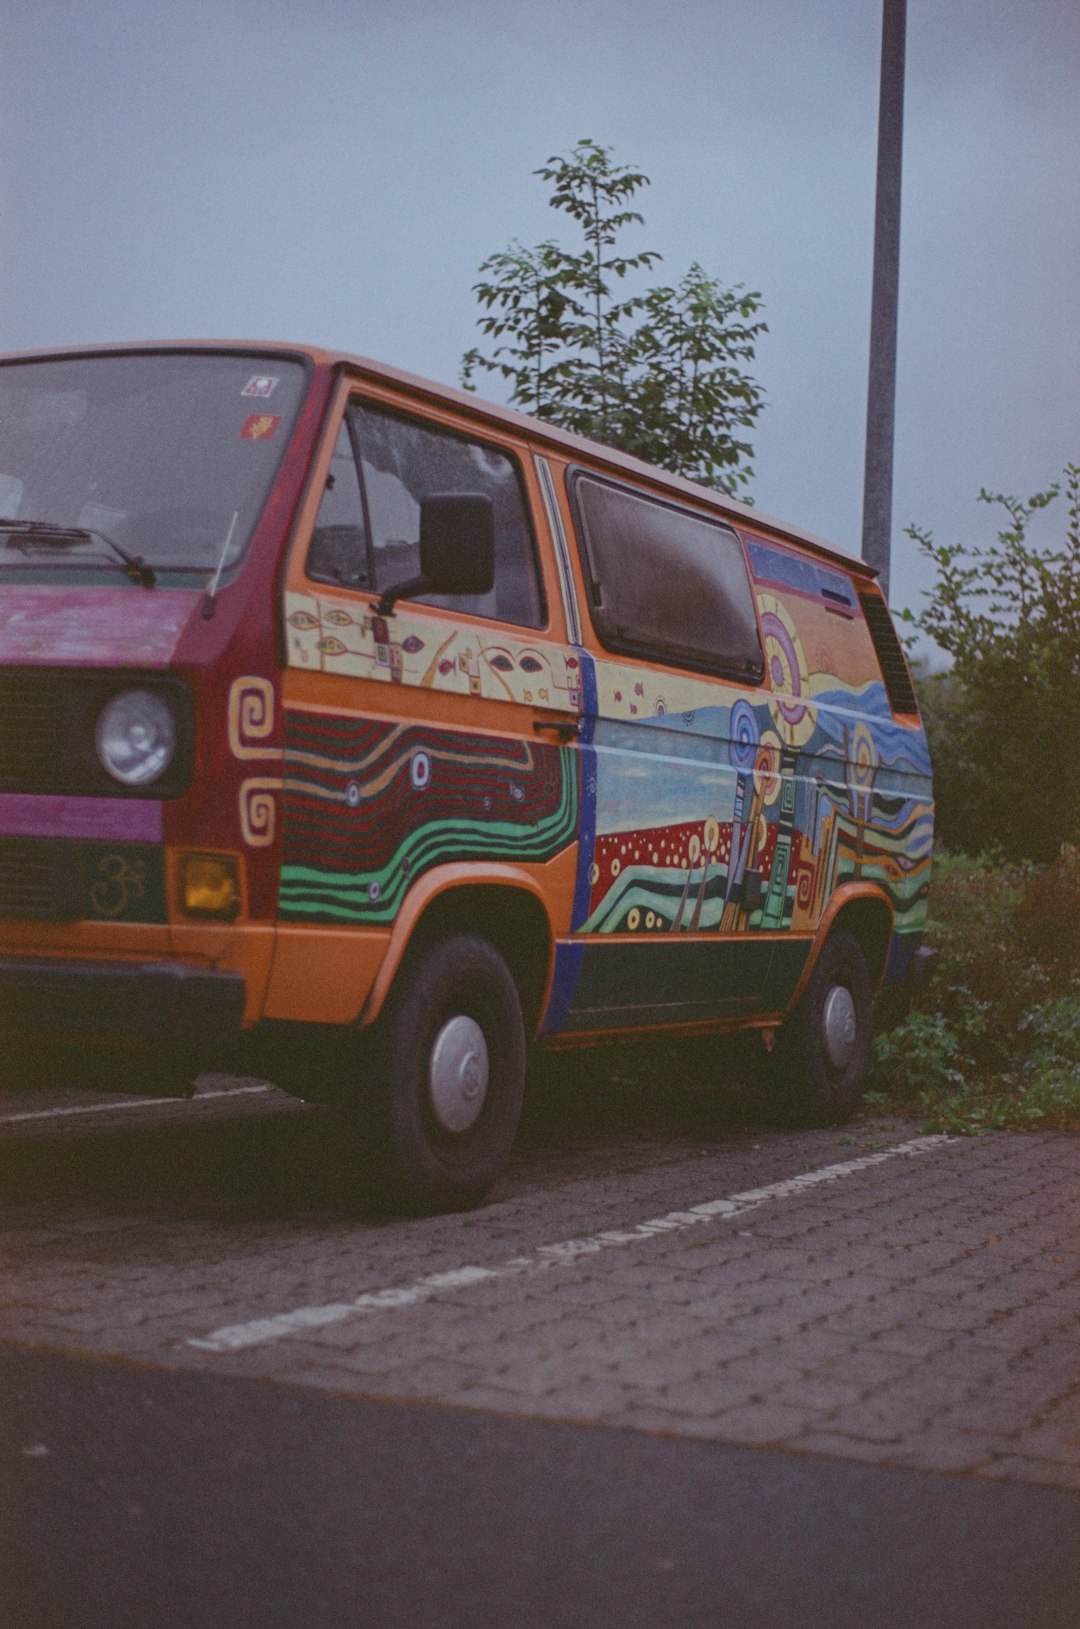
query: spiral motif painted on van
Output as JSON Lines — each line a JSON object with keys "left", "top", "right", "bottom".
{"left": 240, "top": 778, "right": 282, "bottom": 847}
{"left": 759, "top": 595, "right": 814, "bottom": 748}
{"left": 728, "top": 698, "right": 759, "bottom": 769}
{"left": 753, "top": 730, "right": 784, "bottom": 807}
{"left": 228, "top": 677, "right": 282, "bottom": 761}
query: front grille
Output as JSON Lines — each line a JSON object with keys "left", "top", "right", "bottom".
{"left": 0, "top": 838, "right": 78, "bottom": 920}
{"left": 0, "top": 674, "right": 70, "bottom": 792}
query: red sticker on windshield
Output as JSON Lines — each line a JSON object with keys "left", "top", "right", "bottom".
{"left": 242, "top": 374, "right": 279, "bottom": 398}
{"left": 240, "top": 413, "right": 281, "bottom": 441}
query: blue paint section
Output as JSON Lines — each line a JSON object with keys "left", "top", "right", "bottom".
{"left": 884, "top": 932, "right": 917, "bottom": 988}
{"left": 746, "top": 539, "right": 855, "bottom": 609}
{"left": 542, "top": 939, "right": 587, "bottom": 1034}
{"left": 542, "top": 650, "right": 597, "bottom": 1034}
{"left": 570, "top": 650, "right": 598, "bottom": 931}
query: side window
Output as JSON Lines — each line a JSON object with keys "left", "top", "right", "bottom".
{"left": 570, "top": 473, "right": 763, "bottom": 679}
{"left": 349, "top": 403, "right": 545, "bottom": 629}
{"left": 306, "top": 421, "right": 371, "bottom": 590}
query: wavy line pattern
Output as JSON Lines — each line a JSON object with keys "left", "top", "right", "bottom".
{"left": 278, "top": 713, "right": 578, "bottom": 923}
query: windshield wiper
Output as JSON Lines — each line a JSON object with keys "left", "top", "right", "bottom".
{"left": 0, "top": 518, "right": 156, "bottom": 588}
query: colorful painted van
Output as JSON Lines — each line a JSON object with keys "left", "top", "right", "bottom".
{"left": 0, "top": 343, "right": 933, "bottom": 1208}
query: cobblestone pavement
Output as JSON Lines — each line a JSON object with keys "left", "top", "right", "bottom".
{"left": 2, "top": 1073, "right": 1079, "bottom": 1492}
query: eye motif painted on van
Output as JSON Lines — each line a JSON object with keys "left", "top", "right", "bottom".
{"left": 481, "top": 645, "right": 554, "bottom": 703}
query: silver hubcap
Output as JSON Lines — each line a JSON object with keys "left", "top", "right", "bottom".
{"left": 822, "top": 985, "right": 858, "bottom": 1071}
{"left": 428, "top": 1015, "right": 489, "bottom": 1133}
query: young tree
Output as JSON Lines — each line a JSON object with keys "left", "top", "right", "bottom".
{"left": 461, "top": 139, "right": 766, "bottom": 495}
{"left": 904, "top": 461, "right": 1080, "bottom": 862}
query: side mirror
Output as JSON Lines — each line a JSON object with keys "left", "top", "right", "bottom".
{"left": 419, "top": 493, "right": 495, "bottom": 596}
{"left": 373, "top": 492, "right": 494, "bottom": 615}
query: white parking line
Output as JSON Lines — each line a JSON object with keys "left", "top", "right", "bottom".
{"left": 188, "top": 1133, "right": 955, "bottom": 1354}
{"left": 0, "top": 1084, "right": 273, "bottom": 1125}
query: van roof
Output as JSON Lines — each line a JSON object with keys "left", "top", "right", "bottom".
{"left": 1, "top": 338, "right": 879, "bottom": 581}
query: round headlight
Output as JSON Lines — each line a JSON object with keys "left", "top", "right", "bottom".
{"left": 96, "top": 689, "right": 177, "bottom": 787}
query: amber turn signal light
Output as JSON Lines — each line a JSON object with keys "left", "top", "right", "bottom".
{"left": 180, "top": 854, "right": 242, "bottom": 920}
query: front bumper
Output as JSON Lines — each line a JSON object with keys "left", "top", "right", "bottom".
{"left": 0, "top": 957, "right": 245, "bottom": 1050}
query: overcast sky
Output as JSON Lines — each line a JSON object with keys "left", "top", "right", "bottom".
{"left": 2, "top": 0, "right": 1077, "bottom": 632}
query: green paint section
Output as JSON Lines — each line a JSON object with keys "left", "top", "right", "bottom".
{"left": 279, "top": 756, "right": 578, "bottom": 924}
{"left": 561, "top": 937, "right": 777, "bottom": 1032}
{"left": 761, "top": 938, "right": 813, "bottom": 1011}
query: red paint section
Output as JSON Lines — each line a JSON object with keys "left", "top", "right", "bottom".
{"left": 0, "top": 587, "right": 194, "bottom": 668}
{"left": 167, "top": 360, "right": 336, "bottom": 923}
{"left": 589, "top": 821, "right": 779, "bottom": 918}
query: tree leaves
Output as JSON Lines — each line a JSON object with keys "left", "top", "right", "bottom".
{"left": 461, "top": 140, "right": 766, "bottom": 495}
{"left": 906, "top": 462, "right": 1080, "bottom": 861}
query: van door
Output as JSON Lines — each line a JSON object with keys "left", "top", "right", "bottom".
{"left": 262, "top": 386, "right": 583, "bottom": 1026}
{"left": 547, "top": 468, "right": 780, "bottom": 1035}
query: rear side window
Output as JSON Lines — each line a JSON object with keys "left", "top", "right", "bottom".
{"left": 569, "top": 473, "right": 763, "bottom": 679}
{"left": 859, "top": 591, "right": 920, "bottom": 715}
{"left": 306, "top": 400, "right": 545, "bottom": 629}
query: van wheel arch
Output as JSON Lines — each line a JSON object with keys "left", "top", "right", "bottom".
{"left": 818, "top": 893, "right": 893, "bottom": 987}
{"left": 383, "top": 882, "right": 554, "bottom": 1038}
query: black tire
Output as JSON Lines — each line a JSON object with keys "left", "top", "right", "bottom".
{"left": 349, "top": 932, "right": 526, "bottom": 1213}
{"left": 769, "top": 929, "right": 874, "bottom": 1125}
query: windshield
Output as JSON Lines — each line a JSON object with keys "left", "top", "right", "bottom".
{"left": 0, "top": 352, "right": 308, "bottom": 582}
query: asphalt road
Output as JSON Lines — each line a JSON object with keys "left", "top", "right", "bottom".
{"left": 5, "top": 1343, "right": 1080, "bottom": 1629}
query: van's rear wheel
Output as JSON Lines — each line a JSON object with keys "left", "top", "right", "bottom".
{"left": 352, "top": 932, "right": 526, "bottom": 1213}
{"left": 771, "top": 929, "right": 873, "bottom": 1124}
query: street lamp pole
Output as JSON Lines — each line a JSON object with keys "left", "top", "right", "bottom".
{"left": 861, "top": 0, "right": 907, "bottom": 601}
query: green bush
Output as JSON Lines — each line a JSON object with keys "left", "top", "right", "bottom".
{"left": 904, "top": 461, "right": 1080, "bottom": 862}
{"left": 869, "top": 850, "right": 1080, "bottom": 1132}
{"left": 870, "top": 1009, "right": 970, "bottom": 1099}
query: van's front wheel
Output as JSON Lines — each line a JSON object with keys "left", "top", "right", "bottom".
{"left": 354, "top": 933, "right": 526, "bottom": 1213}
{"left": 771, "top": 929, "right": 873, "bottom": 1124}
